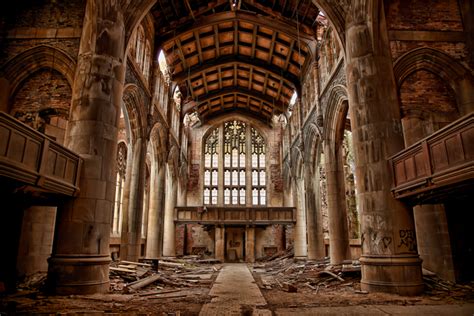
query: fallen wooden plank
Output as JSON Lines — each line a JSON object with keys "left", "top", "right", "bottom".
{"left": 317, "top": 270, "right": 345, "bottom": 282}
{"left": 110, "top": 267, "right": 136, "bottom": 274}
{"left": 120, "top": 260, "right": 152, "bottom": 267}
{"left": 159, "top": 261, "right": 185, "bottom": 268}
{"left": 139, "top": 289, "right": 182, "bottom": 297}
{"left": 126, "top": 274, "right": 162, "bottom": 292}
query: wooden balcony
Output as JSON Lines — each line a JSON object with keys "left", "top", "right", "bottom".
{"left": 0, "top": 112, "right": 82, "bottom": 197}
{"left": 175, "top": 206, "right": 296, "bottom": 225}
{"left": 389, "top": 112, "right": 474, "bottom": 204}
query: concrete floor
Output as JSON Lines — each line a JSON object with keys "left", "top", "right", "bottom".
{"left": 199, "top": 263, "right": 474, "bottom": 316}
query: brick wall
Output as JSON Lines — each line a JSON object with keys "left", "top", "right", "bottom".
{"left": 10, "top": 69, "right": 71, "bottom": 142}
{"left": 387, "top": 0, "right": 463, "bottom": 31}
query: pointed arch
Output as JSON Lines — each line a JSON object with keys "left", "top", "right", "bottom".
{"left": 0, "top": 45, "right": 76, "bottom": 100}
{"left": 122, "top": 84, "right": 147, "bottom": 141}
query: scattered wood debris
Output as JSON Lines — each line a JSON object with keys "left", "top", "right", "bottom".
{"left": 251, "top": 247, "right": 362, "bottom": 294}
{"left": 109, "top": 256, "right": 221, "bottom": 296}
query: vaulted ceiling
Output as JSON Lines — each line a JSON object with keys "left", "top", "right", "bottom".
{"left": 152, "top": 0, "right": 322, "bottom": 123}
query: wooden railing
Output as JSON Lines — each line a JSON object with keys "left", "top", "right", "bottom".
{"left": 0, "top": 112, "right": 82, "bottom": 196}
{"left": 389, "top": 112, "right": 474, "bottom": 202}
{"left": 175, "top": 206, "right": 296, "bottom": 225}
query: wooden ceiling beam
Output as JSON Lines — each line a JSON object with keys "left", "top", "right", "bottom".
{"left": 283, "top": 39, "right": 295, "bottom": 72}
{"left": 194, "top": 87, "right": 286, "bottom": 112}
{"left": 218, "top": 66, "right": 223, "bottom": 89}
{"left": 202, "top": 72, "right": 209, "bottom": 94}
{"left": 250, "top": 24, "right": 258, "bottom": 59}
{"left": 173, "top": 56, "right": 300, "bottom": 91}
{"left": 159, "top": 11, "right": 315, "bottom": 45}
{"left": 213, "top": 24, "right": 220, "bottom": 58}
{"left": 291, "top": 0, "right": 302, "bottom": 19}
{"left": 174, "top": 38, "right": 188, "bottom": 70}
{"left": 184, "top": 0, "right": 196, "bottom": 21}
{"left": 268, "top": 31, "right": 277, "bottom": 64}
{"left": 248, "top": 67, "right": 254, "bottom": 90}
{"left": 194, "top": 31, "right": 203, "bottom": 64}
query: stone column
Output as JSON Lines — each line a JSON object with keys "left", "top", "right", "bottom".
{"left": 245, "top": 226, "right": 255, "bottom": 263}
{"left": 402, "top": 115, "right": 456, "bottom": 281}
{"left": 293, "top": 177, "right": 308, "bottom": 259}
{"left": 17, "top": 206, "right": 56, "bottom": 277}
{"left": 305, "top": 168, "right": 326, "bottom": 260}
{"left": 145, "top": 163, "right": 165, "bottom": 258}
{"left": 120, "top": 137, "right": 147, "bottom": 262}
{"left": 47, "top": 0, "right": 126, "bottom": 294}
{"left": 215, "top": 226, "right": 225, "bottom": 261}
{"left": 162, "top": 163, "right": 177, "bottom": 257}
{"left": 345, "top": 0, "right": 423, "bottom": 295}
{"left": 324, "top": 142, "right": 350, "bottom": 264}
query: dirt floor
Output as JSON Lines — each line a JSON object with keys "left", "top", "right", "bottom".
{"left": 1, "top": 254, "right": 473, "bottom": 315}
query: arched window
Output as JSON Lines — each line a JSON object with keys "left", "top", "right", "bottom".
{"left": 135, "top": 25, "right": 145, "bottom": 69}
{"left": 113, "top": 142, "right": 127, "bottom": 235}
{"left": 203, "top": 120, "right": 267, "bottom": 206}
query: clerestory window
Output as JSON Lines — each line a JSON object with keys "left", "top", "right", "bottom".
{"left": 203, "top": 120, "right": 266, "bottom": 206}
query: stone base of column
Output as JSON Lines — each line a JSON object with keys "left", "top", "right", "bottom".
{"left": 47, "top": 255, "right": 110, "bottom": 295}
{"left": 360, "top": 255, "right": 424, "bottom": 296}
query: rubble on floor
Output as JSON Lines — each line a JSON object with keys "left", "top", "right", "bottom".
{"left": 251, "top": 247, "right": 361, "bottom": 294}
{"left": 109, "top": 256, "right": 221, "bottom": 297}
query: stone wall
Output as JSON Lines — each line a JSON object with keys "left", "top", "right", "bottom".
{"left": 16, "top": 206, "right": 56, "bottom": 278}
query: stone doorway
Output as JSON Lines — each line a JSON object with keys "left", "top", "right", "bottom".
{"left": 225, "top": 227, "right": 245, "bottom": 262}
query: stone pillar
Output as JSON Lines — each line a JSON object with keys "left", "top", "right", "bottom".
{"left": 324, "top": 142, "right": 350, "bottom": 264}
{"left": 47, "top": 0, "right": 127, "bottom": 294}
{"left": 402, "top": 115, "right": 456, "bottom": 281}
{"left": 215, "top": 226, "right": 225, "bottom": 261}
{"left": 120, "top": 137, "right": 147, "bottom": 262}
{"left": 306, "top": 169, "right": 326, "bottom": 260}
{"left": 17, "top": 206, "right": 56, "bottom": 277}
{"left": 345, "top": 1, "right": 423, "bottom": 295}
{"left": 145, "top": 163, "right": 165, "bottom": 258}
{"left": 293, "top": 177, "right": 308, "bottom": 259}
{"left": 245, "top": 226, "right": 255, "bottom": 263}
{"left": 120, "top": 138, "right": 146, "bottom": 262}
{"left": 162, "top": 163, "right": 177, "bottom": 257}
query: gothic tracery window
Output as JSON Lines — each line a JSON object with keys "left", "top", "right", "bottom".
{"left": 203, "top": 120, "right": 267, "bottom": 206}
{"left": 113, "top": 142, "right": 127, "bottom": 235}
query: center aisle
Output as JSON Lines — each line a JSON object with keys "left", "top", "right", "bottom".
{"left": 199, "top": 263, "right": 271, "bottom": 316}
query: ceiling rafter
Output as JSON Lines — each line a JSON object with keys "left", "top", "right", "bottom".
{"left": 192, "top": 87, "right": 286, "bottom": 113}
{"left": 172, "top": 57, "right": 300, "bottom": 91}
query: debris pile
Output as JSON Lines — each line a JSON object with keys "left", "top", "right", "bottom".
{"left": 109, "top": 256, "right": 221, "bottom": 297}
{"left": 423, "top": 269, "right": 474, "bottom": 301}
{"left": 252, "top": 248, "right": 362, "bottom": 294}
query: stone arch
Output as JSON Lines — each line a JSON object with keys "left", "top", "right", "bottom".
{"left": 149, "top": 121, "right": 167, "bottom": 167}
{"left": 324, "top": 84, "right": 349, "bottom": 145}
{"left": 122, "top": 84, "right": 147, "bottom": 141}
{"left": 394, "top": 48, "right": 474, "bottom": 116}
{"left": 0, "top": 45, "right": 76, "bottom": 109}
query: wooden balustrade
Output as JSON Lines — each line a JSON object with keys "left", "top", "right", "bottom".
{"left": 0, "top": 112, "right": 82, "bottom": 196}
{"left": 389, "top": 112, "right": 474, "bottom": 203}
{"left": 175, "top": 206, "right": 296, "bottom": 225}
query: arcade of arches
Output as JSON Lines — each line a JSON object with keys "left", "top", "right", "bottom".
{"left": 0, "top": 0, "right": 473, "bottom": 307}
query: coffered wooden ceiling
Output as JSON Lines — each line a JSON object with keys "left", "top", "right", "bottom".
{"left": 152, "top": 0, "right": 321, "bottom": 123}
